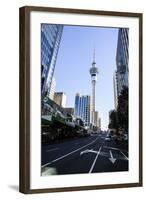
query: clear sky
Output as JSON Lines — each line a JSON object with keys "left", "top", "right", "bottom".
{"left": 54, "top": 25, "right": 118, "bottom": 129}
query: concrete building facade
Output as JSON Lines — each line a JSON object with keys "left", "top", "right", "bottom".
{"left": 54, "top": 92, "right": 66, "bottom": 107}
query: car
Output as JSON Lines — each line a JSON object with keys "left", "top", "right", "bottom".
{"left": 106, "top": 133, "right": 112, "bottom": 138}
{"left": 105, "top": 137, "right": 111, "bottom": 141}
{"left": 124, "top": 134, "right": 128, "bottom": 141}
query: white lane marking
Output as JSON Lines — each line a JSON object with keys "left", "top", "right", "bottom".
{"left": 46, "top": 148, "right": 59, "bottom": 152}
{"left": 89, "top": 146, "right": 102, "bottom": 173}
{"left": 80, "top": 149, "right": 98, "bottom": 156}
{"left": 103, "top": 146, "right": 121, "bottom": 151}
{"left": 120, "top": 151, "right": 129, "bottom": 160}
{"left": 109, "top": 150, "right": 116, "bottom": 164}
{"left": 100, "top": 136, "right": 106, "bottom": 139}
{"left": 42, "top": 137, "right": 99, "bottom": 168}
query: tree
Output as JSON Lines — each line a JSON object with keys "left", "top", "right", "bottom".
{"left": 108, "top": 110, "right": 118, "bottom": 130}
{"left": 117, "top": 86, "right": 128, "bottom": 133}
{"left": 108, "top": 86, "right": 128, "bottom": 134}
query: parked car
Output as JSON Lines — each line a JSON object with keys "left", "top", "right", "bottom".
{"left": 105, "top": 136, "right": 111, "bottom": 141}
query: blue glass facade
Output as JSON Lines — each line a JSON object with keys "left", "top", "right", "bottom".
{"left": 74, "top": 93, "right": 90, "bottom": 127}
{"left": 74, "top": 93, "right": 80, "bottom": 117}
{"left": 41, "top": 24, "right": 63, "bottom": 97}
{"left": 116, "top": 28, "right": 129, "bottom": 96}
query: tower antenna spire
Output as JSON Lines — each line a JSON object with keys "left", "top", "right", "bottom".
{"left": 93, "top": 48, "right": 96, "bottom": 63}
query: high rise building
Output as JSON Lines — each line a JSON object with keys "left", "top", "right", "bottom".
{"left": 41, "top": 24, "right": 63, "bottom": 97}
{"left": 98, "top": 118, "right": 101, "bottom": 129}
{"left": 116, "top": 28, "right": 129, "bottom": 96}
{"left": 94, "top": 111, "right": 99, "bottom": 127}
{"left": 49, "top": 77, "right": 56, "bottom": 100}
{"left": 113, "top": 71, "right": 118, "bottom": 109}
{"left": 74, "top": 93, "right": 90, "bottom": 127}
{"left": 54, "top": 92, "right": 66, "bottom": 107}
{"left": 89, "top": 50, "right": 99, "bottom": 125}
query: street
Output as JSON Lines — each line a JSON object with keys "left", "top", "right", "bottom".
{"left": 41, "top": 132, "right": 128, "bottom": 176}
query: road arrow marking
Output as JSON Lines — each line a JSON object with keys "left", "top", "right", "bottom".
{"left": 80, "top": 149, "right": 98, "bottom": 156}
{"left": 109, "top": 150, "right": 116, "bottom": 164}
{"left": 103, "top": 146, "right": 128, "bottom": 161}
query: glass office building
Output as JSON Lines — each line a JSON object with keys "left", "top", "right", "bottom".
{"left": 41, "top": 24, "right": 63, "bottom": 97}
{"left": 116, "top": 28, "right": 129, "bottom": 96}
{"left": 74, "top": 93, "right": 91, "bottom": 127}
{"left": 74, "top": 93, "right": 80, "bottom": 118}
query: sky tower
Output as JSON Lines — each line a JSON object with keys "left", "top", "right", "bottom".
{"left": 89, "top": 50, "right": 99, "bottom": 126}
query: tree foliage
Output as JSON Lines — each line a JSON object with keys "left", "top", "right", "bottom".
{"left": 108, "top": 86, "right": 128, "bottom": 133}
{"left": 117, "top": 86, "right": 128, "bottom": 132}
{"left": 108, "top": 110, "right": 118, "bottom": 129}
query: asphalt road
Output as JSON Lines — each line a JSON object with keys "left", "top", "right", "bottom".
{"left": 41, "top": 133, "right": 128, "bottom": 176}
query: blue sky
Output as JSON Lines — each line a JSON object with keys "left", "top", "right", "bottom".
{"left": 54, "top": 25, "right": 118, "bottom": 129}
